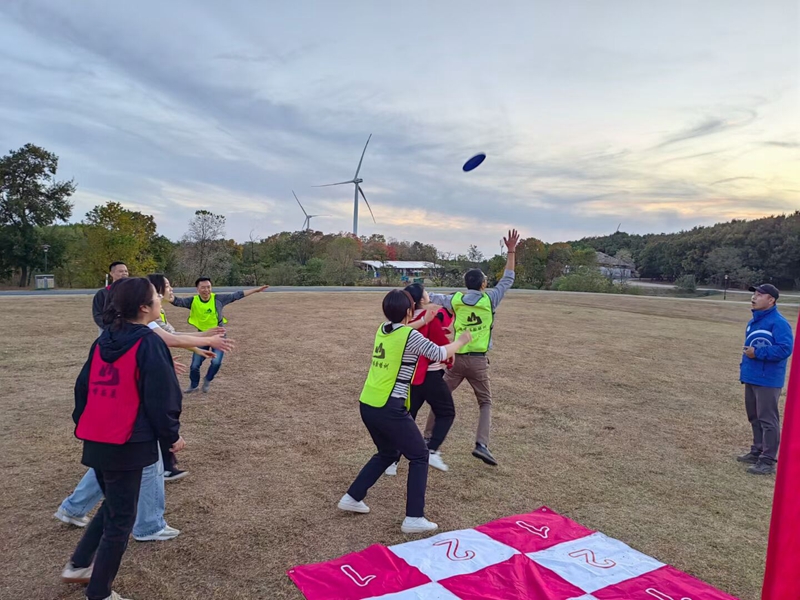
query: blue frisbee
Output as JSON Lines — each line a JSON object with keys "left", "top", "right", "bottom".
{"left": 462, "top": 153, "right": 486, "bottom": 172}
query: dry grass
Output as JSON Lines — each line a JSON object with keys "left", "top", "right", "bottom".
{"left": 0, "top": 291, "right": 787, "bottom": 600}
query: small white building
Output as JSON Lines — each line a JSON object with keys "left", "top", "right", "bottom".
{"left": 357, "top": 260, "right": 439, "bottom": 280}
{"left": 596, "top": 252, "right": 637, "bottom": 279}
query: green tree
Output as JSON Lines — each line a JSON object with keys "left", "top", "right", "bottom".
{"left": 81, "top": 201, "right": 158, "bottom": 285}
{"left": 0, "top": 144, "right": 75, "bottom": 285}
{"left": 322, "top": 236, "right": 362, "bottom": 285}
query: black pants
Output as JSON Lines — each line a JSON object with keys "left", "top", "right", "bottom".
{"left": 71, "top": 468, "right": 143, "bottom": 600}
{"left": 745, "top": 383, "right": 782, "bottom": 463}
{"left": 347, "top": 396, "right": 429, "bottom": 517}
{"left": 159, "top": 438, "right": 176, "bottom": 473}
{"left": 409, "top": 370, "right": 455, "bottom": 452}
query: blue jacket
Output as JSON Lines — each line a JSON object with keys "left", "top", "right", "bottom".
{"left": 740, "top": 306, "right": 794, "bottom": 388}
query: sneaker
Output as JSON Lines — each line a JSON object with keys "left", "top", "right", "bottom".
{"left": 62, "top": 561, "right": 92, "bottom": 584}
{"left": 736, "top": 451, "right": 761, "bottom": 464}
{"left": 164, "top": 468, "right": 189, "bottom": 482}
{"left": 747, "top": 460, "right": 776, "bottom": 476}
{"left": 54, "top": 507, "right": 90, "bottom": 528}
{"left": 428, "top": 451, "right": 449, "bottom": 472}
{"left": 184, "top": 385, "right": 199, "bottom": 394}
{"left": 472, "top": 443, "right": 498, "bottom": 466}
{"left": 384, "top": 462, "right": 398, "bottom": 476}
{"left": 337, "top": 493, "right": 370, "bottom": 514}
{"left": 201, "top": 379, "right": 211, "bottom": 393}
{"left": 401, "top": 516, "right": 438, "bottom": 534}
{"left": 94, "top": 593, "right": 132, "bottom": 600}
{"left": 133, "top": 524, "right": 181, "bottom": 542}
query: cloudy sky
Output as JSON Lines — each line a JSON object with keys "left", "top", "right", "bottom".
{"left": 1, "top": 1, "right": 797, "bottom": 255}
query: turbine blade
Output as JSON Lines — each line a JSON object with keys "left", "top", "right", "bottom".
{"left": 292, "top": 190, "right": 309, "bottom": 217}
{"left": 358, "top": 185, "right": 377, "bottom": 223}
{"left": 312, "top": 180, "right": 355, "bottom": 187}
{"left": 354, "top": 134, "right": 372, "bottom": 179}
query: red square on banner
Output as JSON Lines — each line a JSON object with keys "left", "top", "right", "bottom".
{"left": 287, "top": 544, "right": 430, "bottom": 600}
{"left": 592, "top": 565, "right": 739, "bottom": 600}
{"left": 440, "top": 553, "right": 588, "bottom": 600}
{"left": 476, "top": 506, "right": 594, "bottom": 554}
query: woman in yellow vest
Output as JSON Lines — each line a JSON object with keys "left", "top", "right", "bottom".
{"left": 338, "top": 289, "right": 472, "bottom": 534}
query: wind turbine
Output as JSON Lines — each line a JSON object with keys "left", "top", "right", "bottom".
{"left": 313, "top": 134, "right": 376, "bottom": 237}
{"left": 292, "top": 190, "right": 329, "bottom": 231}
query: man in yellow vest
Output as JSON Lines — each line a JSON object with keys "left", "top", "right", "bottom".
{"left": 426, "top": 229, "right": 519, "bottom": 466}
{"left": 171, "top": 277, "right": 268, "bottom": 393}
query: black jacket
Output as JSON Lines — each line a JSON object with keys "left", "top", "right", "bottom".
{"left": 91, "top": 287, "right": 109, "bottom": 329}
{"left": 73, "top": 322, "right": 183, "bottom": 470}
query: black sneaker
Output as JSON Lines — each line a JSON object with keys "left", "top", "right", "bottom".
{"left": 736, "top": 451, "right": 761, "bottom": 464}
{"left": 164, "top": 469, "right": 189, "bottom": 482}
{"left": 747, "top": 460, "right": 776, "bottom": 476}
{"left": 472, "top": 443, "right": 498, "bottom": 466}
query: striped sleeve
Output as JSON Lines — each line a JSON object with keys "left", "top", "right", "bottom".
{"left": 406, "top": 330, "right": 447, "bottom": 362}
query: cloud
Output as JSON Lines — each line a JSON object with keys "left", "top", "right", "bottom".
{"left": 763, "top": 141, "right": 800, "bottom": 149}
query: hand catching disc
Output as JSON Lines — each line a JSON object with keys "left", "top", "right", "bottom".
{"left": 462, "top": 153, "right": 486, "bottom": 172}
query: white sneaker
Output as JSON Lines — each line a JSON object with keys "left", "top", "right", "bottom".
{"left": 62, "top": 561, "right": 92, "bottom": 584}
{"left": 54, "top": 508, "right": 90, "bottom": 527}
{"left": 401, "top": 516, "right": 438, "bottom": 534}
{"left": 94, "top": 593, "right": 132, "bottom": 600}
{"left": 133, "top": 524, "right": 180, "bottom": 542}
{"left": 337, "top": 493, "right": 370, "bottom": 514}
{"left": 428, "top": 451, "right": 449, "bottom": 472}
{"left": 384, "top": 462, "right": 398, "bottom": 476}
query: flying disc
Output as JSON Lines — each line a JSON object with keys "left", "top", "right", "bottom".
{"left": 462, "top": 153, "right": 486, "bottom": 172}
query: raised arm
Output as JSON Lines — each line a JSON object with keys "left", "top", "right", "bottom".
{"left": 243, "top": 285, "right": 269, "bottom": 298}
{"left": 486, "top": 229, "right": 519, "bottom": 309}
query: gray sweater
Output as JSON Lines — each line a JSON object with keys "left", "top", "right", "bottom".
{"left": 171, "top": 291, "right": 244, "bottom": 330}
{"left": 428, "top": 269, "right": 515, "bottom": 350}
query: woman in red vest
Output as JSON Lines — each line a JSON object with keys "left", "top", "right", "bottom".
{"left": 62, "top": 278, "right": 184, "bottom": 600}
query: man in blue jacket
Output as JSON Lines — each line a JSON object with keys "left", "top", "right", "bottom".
{"left": 737, "top": 283, "right": 794, "bottom": 475}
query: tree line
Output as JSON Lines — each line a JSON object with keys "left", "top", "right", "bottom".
{"left": 2, "top": 144, "right": 797, "bottom": 290}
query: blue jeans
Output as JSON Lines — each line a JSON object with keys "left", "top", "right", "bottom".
{"left": 59, "top": 449, "right": 167, "bottom": 537}
{"left": 189, "top": 346, "right": 224, "bottom": 388}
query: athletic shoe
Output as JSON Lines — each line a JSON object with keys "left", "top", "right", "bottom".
{"left": 164, "top": 469, "right": 189, "bottom": 482}
{"left": 201, "top": 379, "right": 211, "bottom": 393}
{"left": 62, "top": 561, "right": 92, "bottom": 584}
{"left": 93, "top": 593, "right": 132, "bottom": 600}
{"left": 184, "top": 385, "right": 199, "bottom": 394}
{"left": 747, "top": 460, "right": 776, "bottom": 476}
{"left": 401, "top": 516, "right": 438, "bottom": 534}
{"left": 428, "top": 451, "right": 449, "bottom": 472}
{"left": 736, "top": 451, "right": 761, "bottom": 464}
{"left": 472, "top": 443, "right": 498, "bottom": 466}
{"left": 337, "top": 494, "right": 370, "bottom": 514}
{"left": 54, "top": 507, "right": 90, "bottom": 527}
{"left": 133, "top": 524, "right": 181, "bottom": 542}
{"left": 384, "top": 462, "right": 398, "bottom": 476}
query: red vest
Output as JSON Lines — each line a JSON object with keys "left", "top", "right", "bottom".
{"left": 76, "top": 339, "right": 142, "bottom": 444}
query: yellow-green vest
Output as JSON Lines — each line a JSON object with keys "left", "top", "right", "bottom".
{"left": 360, "top": 324, "right": 413, "bottom": 409}
{"left": 452, "top": 291, "right": 494, "bottom": 353}
{"left": 188, "top": 294, "right": 227, "bottom": 331}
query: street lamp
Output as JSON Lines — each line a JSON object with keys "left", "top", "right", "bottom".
{"left": 724, "top": 274, "right": 729, "bottom": 300}
{"left": 42, "top": 244, "right": 50, "bottom": 273}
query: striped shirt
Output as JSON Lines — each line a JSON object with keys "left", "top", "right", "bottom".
{"left": 385, "top": 323, "right": 447, "bottom": 399}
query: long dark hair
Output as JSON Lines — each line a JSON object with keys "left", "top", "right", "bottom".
{"left": 102, "top": 277, "right": 156, "bottom": 330}
{"left": 404, "top": 282, "right": 425, "bottom": 309}
{"left": 147, "top": 273, "right": 168, "bottom": 296}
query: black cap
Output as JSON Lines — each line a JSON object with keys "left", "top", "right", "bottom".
{"left": 749, "top": 283, "right": 779, "bottom": 300}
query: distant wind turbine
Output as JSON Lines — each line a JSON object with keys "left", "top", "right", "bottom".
{"left": 313, "top": 134, "right": 376, "bottom": 237}
{"left": 293, "top": 191, "right": 329, "bottom": 231}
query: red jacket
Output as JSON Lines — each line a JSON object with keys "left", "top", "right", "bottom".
{"left": 410, "top": 310, "right": 452, "bottom": 385}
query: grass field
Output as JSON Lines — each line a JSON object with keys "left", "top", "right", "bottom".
{"left": 0, "top": 291, "right": 790, "bottom": 600}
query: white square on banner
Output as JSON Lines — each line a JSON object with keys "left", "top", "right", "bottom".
{"left": 366, "top": 581, "right": 461, "bottom": 599}
{"left": 389, "top": 529, "right": 519, "bottom": 582}
{"left": 567, "top": 596, "right": 600, "bottom": 600}
{"left": 527, "top": 532, "right": 664, "bottom": 593}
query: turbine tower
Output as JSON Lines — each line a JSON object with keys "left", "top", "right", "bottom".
{"left": 293, "top": 191, "right": 328, "bottom": 231}
{"left": 313, "top": 134, "right": 376, "bottom": 236}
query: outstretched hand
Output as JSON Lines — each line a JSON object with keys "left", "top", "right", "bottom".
{"left": 206, "top": 335, "right": 235, "bottom": 353}
{"left": 202, "top": 327, "right": 226, "bottom": 337}
{"left": 504, "top": 229, "right": 520, "bottom": 252}
{"left": 173, "top": 362, "right": 188, "bottom": 375}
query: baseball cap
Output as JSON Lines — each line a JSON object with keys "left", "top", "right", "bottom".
{"left": 749, "top": 283, "right": 780, "bottom": 300}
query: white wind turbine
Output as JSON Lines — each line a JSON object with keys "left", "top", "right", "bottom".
{"left": 313, "top": 134, "right": 376, "bottom": 236}
{"left": 293, "top": 191, "right": 329, "bottom": 231}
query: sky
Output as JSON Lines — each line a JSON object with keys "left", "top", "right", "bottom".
{"left": 0, "top": 0, "right": 797, "bottom": 256}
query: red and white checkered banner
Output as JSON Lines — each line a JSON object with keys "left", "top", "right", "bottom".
{"left": 288, "top": 506, "right": 737, "bottom": 599}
